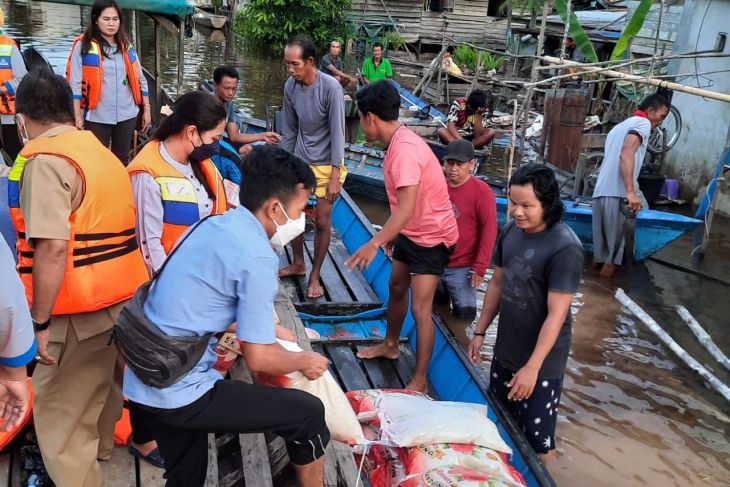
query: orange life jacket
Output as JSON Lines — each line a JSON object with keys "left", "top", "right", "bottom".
{"left": 7, "top": 130, "right": 148, "bottom": 315}
{"left": 65, "top": 35, "right": 143, "bottom": 110}
{"left": 127, "top": 140, "right": 227, "bottom": 254}
{"left": 0, "top": 35, "right": 19, "bottom": 115}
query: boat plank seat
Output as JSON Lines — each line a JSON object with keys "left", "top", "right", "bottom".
{"left": 279, "top": 233, "right": 383, "bottom": 315}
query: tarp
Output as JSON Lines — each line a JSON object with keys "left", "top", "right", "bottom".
{"left": 40, "top": 0, "right": 194, "bottom": 19}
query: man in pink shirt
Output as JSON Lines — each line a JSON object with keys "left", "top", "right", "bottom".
{"left": 346, "top": 81, "right": 459, "bottom": 393}
{"left": 437, "top": 139, "right": 497, "bottom": 320}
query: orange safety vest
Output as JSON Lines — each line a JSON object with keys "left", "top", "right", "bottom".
{"left": 0, "top": 35, "right": 19, "bottom": 115}
{"left": 127, "top": 140, "right": 227, "bottom": 254}
{"left": 7, "top": 130, "right": 148, "bottom": 315}
{"left": 65, "top": 35, "right": 143, "bottom": 110}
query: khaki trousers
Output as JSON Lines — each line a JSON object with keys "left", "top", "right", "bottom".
{"left": 31, "top": 309, "right": 124, "bottom": 487}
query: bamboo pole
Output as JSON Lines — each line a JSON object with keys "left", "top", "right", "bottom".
{"left": 505, "top": 99, "right": 519, "bottom": 215}
{"left": 542, "top": 55, "right": 730, "bottom": 103}
{"left": 615, "top": 289, "right": 730, "bottom": 403}
{"left": 676, "top": 306, "right": 730, "bottom": 372}
{"left": 378, "top": 0, "right": 415, "bottom": 61}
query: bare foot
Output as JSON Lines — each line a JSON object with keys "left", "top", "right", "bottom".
{"left": 405, "top": 377, "right": 429, "bottom": 394}
{"left": 538, "top": 449, "right": 560, "bottom": 464}
{"left": 279, "top": 263, "right": 306, "bottom": 278}
{"left": 306, "top": 280, "right": 325, "bottom": 299}
{"left": 357, "top": 342, "right": 400, "bottom": 360}
{"left": 599, "top": 263, "right": 617, "bottom": 278}
{"left": 129, "top": 439, "right": 158, "bottom": 457}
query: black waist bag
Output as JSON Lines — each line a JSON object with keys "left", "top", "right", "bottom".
{"left": 113, "top": 281, "right": 213, "bottom": 388}
{"left": 111, "top": 215, "right": 215, "bottom": 389}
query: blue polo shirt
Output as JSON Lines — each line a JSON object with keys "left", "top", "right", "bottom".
{"left": 123, "top": 206, "right": 278, "bottom": 409}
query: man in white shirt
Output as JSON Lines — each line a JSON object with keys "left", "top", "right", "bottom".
{"left": 592, "top": 94, "right": 669, "bottom": 277}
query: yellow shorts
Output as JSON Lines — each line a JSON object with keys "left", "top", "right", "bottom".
{"left": 309, "top": 164, "right": 348, "bottom": 199}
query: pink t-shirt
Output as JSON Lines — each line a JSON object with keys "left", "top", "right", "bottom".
{"left": 383, "top": 126, "right": 459, "bottom": 248}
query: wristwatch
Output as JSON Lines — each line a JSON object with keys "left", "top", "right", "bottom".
{"left": 32, "top": 317, "right": 51, "bottom": 332}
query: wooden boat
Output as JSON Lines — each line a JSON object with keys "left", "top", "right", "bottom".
{"left": 192, "top": 10, "right": 227, "bottom": 30}
{"left": 341, "top": 143, "right": 703, "bottom": 261}
{"left": 279, "top": 189, "right": 557, "bottom": 486}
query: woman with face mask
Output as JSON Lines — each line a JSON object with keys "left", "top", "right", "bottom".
{"left": 127, "top": 90, "right": 228, "bottom": 278}
{"left": 66, "top": 0, "right": 151, "bottom": 164}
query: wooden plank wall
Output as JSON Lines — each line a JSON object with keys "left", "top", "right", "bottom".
{"left": 626, "top": 0, "right": 684, "bottom": 56}
{"left": 349, "top": 0, "right": 508, "bottom": 48}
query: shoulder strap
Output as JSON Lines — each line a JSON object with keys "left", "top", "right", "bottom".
{"left": 152, "top": 214, "right": 216, "bottom": 280}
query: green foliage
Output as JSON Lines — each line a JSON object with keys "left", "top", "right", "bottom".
{"left": 383, "top": 32, "right": 405, "bottom": 51}
{"left": 234, "top": 0, "right": 353, "bottom": 49}
{"left": 554, "top": 0, "right": 599, "bottom": 63}
{"left": 453, "top": 44, "right": 479, "bottom": 71}
{"left": 453, "top": 44, "right": 505, "bottom": 72}
{"left": 611, "top": 0, "right": 653, "bottom": 61}
{"left": 482, "top": 52, "right": 505, "bottom": 71}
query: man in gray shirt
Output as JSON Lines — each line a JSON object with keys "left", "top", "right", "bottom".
{"left": 280, "top": 35, "right": 347, "bottom": 299}
{"left": 591, "top": 94, "right": 669, "bottom": 277}
{"left": 319, "top": 40, "right": 357, "bottom": 88}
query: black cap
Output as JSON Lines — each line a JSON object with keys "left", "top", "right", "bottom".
{"left": 443, "top": 138, "right": 475, "bottom": 163}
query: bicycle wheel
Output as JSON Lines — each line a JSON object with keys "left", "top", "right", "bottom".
{"left": 647, "top": 104, "right": 682, "bottom": 155}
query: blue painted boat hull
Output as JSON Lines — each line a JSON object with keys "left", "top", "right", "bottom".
{"left": 326, "top": 190, "right": 556, "bottom": 487}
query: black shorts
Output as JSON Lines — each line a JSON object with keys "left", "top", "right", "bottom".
{"left": 392, "top": 234, "right": 452, "bottom": 276}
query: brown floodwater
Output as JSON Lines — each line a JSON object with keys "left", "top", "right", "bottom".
{"left": 353, "top": 193, "right": 730, "bottom": 487}
{"left": 5, "top": 1, "right": 729, "bottom": 484}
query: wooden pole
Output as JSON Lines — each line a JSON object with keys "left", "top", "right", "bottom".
{"left": 413, "top": 47, "right": 447, "bottom": 95}
{"left": 506, "top": 99, "right": 519, "bottom": 205}
{"left": 518, "top": 0, "right": 550, "bottom": 162}
{"left": 676, "top": 306, "right": 730, "bottom": 372}
{"left": 616, "top": 289, "right": 730, "bottom": 403}
{"left": 542, "top": 55, "right": 730, "bottom": 103}
{"left": 177, "top": 19, "right": 185, "bottom": 98}
{"left": 378, "top": 0, "right": 415, "bottom": 60}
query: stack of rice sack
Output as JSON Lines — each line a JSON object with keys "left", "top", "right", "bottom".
{"left": 346, "top": 389, "right": 527, "bottom": 487}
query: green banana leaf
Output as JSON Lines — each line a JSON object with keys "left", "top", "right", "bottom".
{"left": 554, "top": 0, "right": 599, "bottom": 63}
{"left": 611, "top": 0, "right": 654, "bottom": 61}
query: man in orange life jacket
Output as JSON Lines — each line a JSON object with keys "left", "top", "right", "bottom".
{"left": 8, "top": 69, "right": 147, "bottom": 486}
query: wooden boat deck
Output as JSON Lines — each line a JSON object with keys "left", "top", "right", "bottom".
{"left": 279, "top": 232, "right": 383, "bottom": 315}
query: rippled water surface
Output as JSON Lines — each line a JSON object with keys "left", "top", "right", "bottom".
{"left": 5, "top": 1, "right": 729, "bottom": 485}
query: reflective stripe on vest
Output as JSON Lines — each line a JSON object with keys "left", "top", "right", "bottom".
{"left": 127, "top": 140, "right": 227, "bottom": 254}
{"left": 65, "top": 35, "right": 143, "bottom": 110}
{"left": 10, "top": 130, "right": 148, "bottom": 314}
{"left": 0, "top": 37, "right": 17, "bottom": 115}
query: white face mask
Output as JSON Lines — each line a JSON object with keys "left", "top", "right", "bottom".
{"left": 270, "top": 202, "right": 305, "bottom": 248}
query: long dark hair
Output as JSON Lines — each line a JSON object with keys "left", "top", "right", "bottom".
{"left": 509, "top": 163, "right": 564, "bottom": 228}
{"left": 81, "top": 0, "right": 131, "bottom": 58}
{"left": 154, "top": 91, "right": 227, "bottom": 200}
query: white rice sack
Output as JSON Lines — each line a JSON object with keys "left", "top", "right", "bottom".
{"left": 276, "top": 339, "right": 366, "bottom": 445}
{"left": 375, "top": 392, "right": 511, "bottom": 454}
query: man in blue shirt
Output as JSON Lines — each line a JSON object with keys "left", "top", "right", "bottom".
{"left": 124, "top": 145, "right": 330, "bottom": 487}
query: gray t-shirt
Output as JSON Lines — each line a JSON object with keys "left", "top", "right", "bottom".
{"left": 320, "top": 53, "right": 343, "bottom": 75}
{"left": 492, "top": 221, "right": 584, "bottom": 379}
{"left": 281, "top": 73, "right": 345, "bottom": 167}
{"left": 593, "top": 116, "right": 651, "bottom": 198}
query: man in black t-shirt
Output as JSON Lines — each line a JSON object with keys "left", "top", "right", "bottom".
{"left": 468, "top": 164, "right": 584, "bottom": 462}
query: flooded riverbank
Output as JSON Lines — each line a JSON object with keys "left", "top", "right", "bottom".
{"left": 4, "top": 1, "right": 729, "bottom": 485}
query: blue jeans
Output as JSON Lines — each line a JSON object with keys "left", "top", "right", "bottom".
{"left": 436, "top": 266, "right": 477, "bottom": 319}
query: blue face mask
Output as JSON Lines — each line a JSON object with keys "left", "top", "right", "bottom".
{"left": 189, "top": 139, "right": 220, "bottom": 163}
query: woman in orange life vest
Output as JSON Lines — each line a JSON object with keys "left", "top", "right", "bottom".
{"left": 0, "top": 7, "right": 28, "bottom": 161}
{"left": 127, "top": 90, "right": 228, "bottom": 276}
{"left": 67, "top": 0, "right": 150, "bottom": 164}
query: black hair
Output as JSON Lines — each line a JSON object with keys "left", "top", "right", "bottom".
{"left": 638, "top": 93, "right": 670, "bottom": 112}
{"left": 154, "top": 91, "right": 227, "bottom": 200}
{"left": 15, "top": 68, "right": 75, "bottom": 125}
{"left": 509, "top": 163, "right": 564, "bottom": 229}
{"left": 82, "top": 0, "right": 131, "bottom": 58}
{"left": 467, "top": 89, "right": 493, "bottom": 115}
{"left": 355, "top": 80, "right": 400, "bottom": 121}
{"left": 213, "top": 65, "right": 239, "bottom": 84}
{"left": 372, "top": 42, "right": 384, "bottom": 51}
{"left": 239, "top": 145, "right": 316, "bottom": 211}
{"left": 286, "top": 35, "right": 316, "bottom": 62}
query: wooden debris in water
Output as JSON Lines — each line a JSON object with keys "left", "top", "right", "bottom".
{"left": 675, "top": 305, "right": 730, "bottom": 372}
